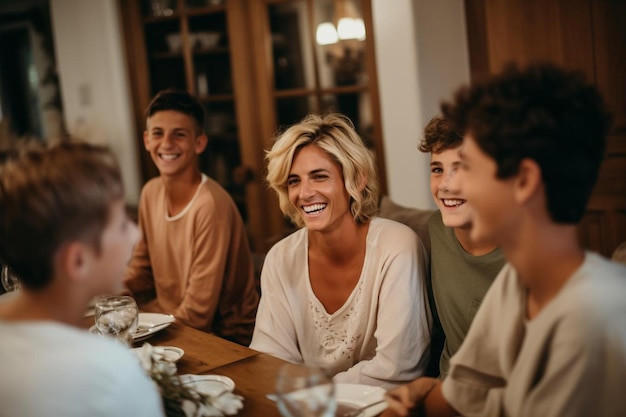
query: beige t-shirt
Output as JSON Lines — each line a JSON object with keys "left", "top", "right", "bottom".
{"left": 442, "top": 252, "right": 626, "bottom": 417}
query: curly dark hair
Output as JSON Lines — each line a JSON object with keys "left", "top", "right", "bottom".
{"left": 441, "top": 62, "right": 612, "bottom": 223}
{"left": 419, "top": 115, "right": 463, "bottom": 153}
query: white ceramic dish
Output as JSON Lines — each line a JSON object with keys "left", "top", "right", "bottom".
{"left": 335, "top": 383, "right": 387, "bottom": 417}
{"left": 267, "top": 383, "right": 387, "bottom": 417}
{"left": 180, "top": 374, "right": 236, "bottom": 396}
{"left": 90, "top": 312, "right": 175, "bottom": 342}
{"left": 132, "top": 346, "right": 184, "bottom": 362}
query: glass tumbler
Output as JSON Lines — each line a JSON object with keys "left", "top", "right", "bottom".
{"left": 275, "top": 363, "right": 336, "bottom": 417}
{"left": 94, "top": 295, "right": 139, "bottom": 346}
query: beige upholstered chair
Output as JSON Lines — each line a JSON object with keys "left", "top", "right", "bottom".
{"left": 378, "top": 196, "right": 434, "bottom": 256}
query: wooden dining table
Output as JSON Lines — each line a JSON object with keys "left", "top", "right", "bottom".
{"left": 83, "top": 316, "right": 287, "bottom": 416}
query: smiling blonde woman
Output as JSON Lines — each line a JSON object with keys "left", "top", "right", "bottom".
{"left": 251, "top": 113, "right": 432, "bottom": 389}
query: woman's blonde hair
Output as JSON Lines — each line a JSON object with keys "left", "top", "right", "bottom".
{"left": 266, "top": 113, "right": 379, "bottom": 227}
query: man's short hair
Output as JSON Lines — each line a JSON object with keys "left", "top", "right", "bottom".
{"left": 145, "top": 88, "right": 205, "bottom": 134}
{"left": 0, "top": 141, "right": 124, "bottom": 290}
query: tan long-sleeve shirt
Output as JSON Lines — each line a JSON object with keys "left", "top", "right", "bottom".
{"left": 125, "top": 174, "right": 259, "bottom": 345}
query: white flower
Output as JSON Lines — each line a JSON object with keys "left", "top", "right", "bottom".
{"left": 181, "top": 391, "right": 244, "bottom": 417}
{"left": 135, "top": 342, "right": 156, "bottom": 372}
{"left": 154, "top": 359, "right": 177, "bottom": 377}
{"left": 211, "top": 392, "right": 244, "bottom": 415}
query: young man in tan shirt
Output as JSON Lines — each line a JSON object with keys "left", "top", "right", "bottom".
{"left": 124, "top": 88, "right": 259, "bottom": 345}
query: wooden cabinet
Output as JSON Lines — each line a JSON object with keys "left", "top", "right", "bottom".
{"left": 465, "top": 0, "right": 626, "bottom": 258}
{"left": 119, "top": 0, "right": 385, "bottom": 252}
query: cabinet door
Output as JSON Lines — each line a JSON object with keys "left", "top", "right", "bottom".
{"left": 248, "top": 0, "right": 386, "bottom": 239}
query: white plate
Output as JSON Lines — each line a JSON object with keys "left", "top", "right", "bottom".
{"left": 132, "top": 346, "right": 184, "bottom": 362}
{"left": 134, "top": 313, "right": 176, "bottom": 341}
{"left": 335, "top": 383, "right": 387, "bottom": 417}
{"left": 89, "top": 312, "right": 175, "bottom": 342}
{"left": 180, "top": 374, "right": 236, "bottom": 396}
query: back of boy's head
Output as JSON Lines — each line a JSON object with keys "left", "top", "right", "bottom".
{"left": 419, "top": 115, "right": 463, "bottom": 154}
{"left": 145, "top": 88, "right": 205, "bottom": 134}
{"left": 0, "top": 141, "right": 124, "bottom": 290}
{"left": 442, "top": 62, "right": 612, "bottom": 223}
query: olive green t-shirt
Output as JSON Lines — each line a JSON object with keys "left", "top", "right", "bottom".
{"left": 429, "top": 211, "right": 505, "bottom": 377}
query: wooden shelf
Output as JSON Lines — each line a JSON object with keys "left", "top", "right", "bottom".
{"left": 186, "top": 5, "right": 227, "bottom": 16}
{"left": 193, "top": 46, "right": 229, "bottom": 55}
{"left": 143, "top": 14, "right": 180, "bottom": 24}
{"left": 152, "top": 51, "right": 185, "bottom": 59}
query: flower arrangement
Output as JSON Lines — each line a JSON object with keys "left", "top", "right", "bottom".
{"left": 135, "top": 343, "right": 244, "bottom": 417}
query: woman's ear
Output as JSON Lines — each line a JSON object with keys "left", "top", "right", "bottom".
{"left": 514, "top": 158, "right": 542, "bottom": 205}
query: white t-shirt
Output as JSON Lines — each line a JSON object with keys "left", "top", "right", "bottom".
{"left": 442, "top": 252, "right": 626, "bottom": 416}
{"left": 251, "top": 217, "right": 432, "bottom": 389}
{"left": 0, "top": 321, "right": 164, "bottom": 417}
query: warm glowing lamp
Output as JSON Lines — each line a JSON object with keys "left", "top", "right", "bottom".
{"left": 316, "top": 22, "right": 339, "bottom": 45}
{"left": 337, "top": 17, "right": 366, "bottom": 41}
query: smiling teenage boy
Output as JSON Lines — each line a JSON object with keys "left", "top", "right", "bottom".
{"left": 124, "top": 88, "right": 259, "bottom": 345}
{"left": 421, "top": 116, "right": 504, "bottom": 378}
{"left": 384, "top": 63, "right": 626, "bottom": 416}
{"left": 0, "top": 142, "right": 164, "bottom": 416}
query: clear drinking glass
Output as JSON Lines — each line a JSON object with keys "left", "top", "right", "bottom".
{"left": 275, "top": 363, "right": 336, "bottom": 417}
{"left": 1, "top": 265, "right": 20, "bottom": 292}
{"left": 94, "top": 295, "right": 139, "bottom": 346}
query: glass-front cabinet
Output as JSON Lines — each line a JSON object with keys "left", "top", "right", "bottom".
{"left": 122, "top": 0, "right": 248, "bottom": 218}
{"left": 257, "top": 0, "right": 378, "bottom": 145}
{"left": 119, "top": 0, "right": 385, "bottom": 251}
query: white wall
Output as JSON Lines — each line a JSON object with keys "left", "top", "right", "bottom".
{"left": 50, "top": 0, "right": 141, "bottom": 204}
{"left": 372, "top": 0, "right": 470, "bottom": 209}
